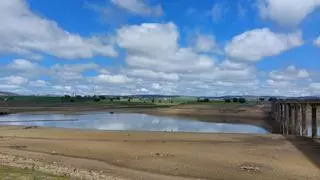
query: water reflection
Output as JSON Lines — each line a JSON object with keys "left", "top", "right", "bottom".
{"left": 0, "top": 112, "right": 269, "bottom": 134}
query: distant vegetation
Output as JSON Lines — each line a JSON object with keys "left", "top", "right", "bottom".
{"left": 0, "top": 94, "right": 269, "bottom": 107}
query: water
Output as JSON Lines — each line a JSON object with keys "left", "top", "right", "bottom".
{"left": 0, "top": 112, "right": 269, "bottom": 134}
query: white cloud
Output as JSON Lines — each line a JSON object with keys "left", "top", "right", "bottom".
{"left": 314, "top": 36, "right": 320, "bottom": 46}
{"left": 219, "top": 59, "right": 248, "bottom": 70}
{"left": 310, "top": 83, "right": 320, "bottom": 90}
{"left": 193, "top": 34, "right": 220, "bottom": 53}
{"left": 0, "top": 0, "right": 117, "bottom": 59}
{"left": 92, "top": 74, "right": 132, "bottom": 84}
{"left": 126, "top": 69, "right": 180, "bottom": 81}
{"left": 29, "top": 80, "right": 49, "bottom": 88}
{"left": 117, "top": 22, "right": 215, "bottom": 73}
{"left": 110, "top": 0, "right": 163, "bottom": 16}
{"left": 151, "top": 83, "right": 161, "bottom": 89}
{"left": 225, "top": 28, "right": 303, "bottom": 62}
{"left": 51, "top": 63, "right": 99, "bottom": 81}
{"left": 7, "top": 59, "right": 38, "bottom": 71}
{"left": 259, "top": 0, "right": 320, "bottom": 26}
{"left": 0, "top": 76, "right": 28, "bottom": 85}
{"left": 269, "top": 65, "right": 310, "bottom": 81}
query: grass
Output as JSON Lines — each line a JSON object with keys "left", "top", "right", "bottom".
{"left": 0, "top": 165, "right": 68, "bottom": 180}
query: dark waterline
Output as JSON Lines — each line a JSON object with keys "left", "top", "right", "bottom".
{"left": 0, "top": 112, "right": 270, "bottom": 134}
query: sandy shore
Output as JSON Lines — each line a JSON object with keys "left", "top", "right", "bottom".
{"left": 0, "top": 126, "right": 319, "bottom": 180}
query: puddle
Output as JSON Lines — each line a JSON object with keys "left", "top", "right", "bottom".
{"left": 0, "top": 112, "right": 269, "bottom": 134}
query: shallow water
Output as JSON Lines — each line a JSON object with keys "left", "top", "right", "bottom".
{"left": 0, "top": 112, "right": 269, "bottom": 134}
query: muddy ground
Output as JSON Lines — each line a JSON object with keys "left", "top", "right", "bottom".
{"left": 0, "top": 126, "right": 320, "bottom": 180}
{"left": 0, "top": 103, "right": 319, "bottom": 179}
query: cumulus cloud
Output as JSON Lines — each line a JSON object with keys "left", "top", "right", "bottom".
{"left": 192, "top": 34, "right": 220, "bottom": 53}
{"left": 92, "top": 74, "right": 132, "bottom": 84}
{"left": 126, "top": 69, "right": 180, "bottom": 81}
{"left": 225, "top": 28, "right": 303, "bottom": 62}
{"left": 7, "top": 59, "right": 39, "bottom": 71}
{"left": 269, "top": 65, "right": 310, "bottom": 81}
{"left": 51, "top": 63, "right": 99, "bottom": 81}
{"left": 0, "top": 0, "right": 117, "bottom": 59}
{"left": 110, "top": 0, "right": 163, "bottom": 17}
{"left": 117, "top": 22, "right": 215, "bottom": 73}
{"left": 258, "top": 0, "right": 320, "bottom": 26}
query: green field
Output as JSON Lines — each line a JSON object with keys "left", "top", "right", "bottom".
{"left": 0, "top": 165, "right": 67, "bottom": 180}
{"left": 1, "top": 95, "right": 258, "bottom": 107}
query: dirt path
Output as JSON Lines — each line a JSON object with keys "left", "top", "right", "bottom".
{"left": 0, "top": 126, "right": 319, "bottom": 180}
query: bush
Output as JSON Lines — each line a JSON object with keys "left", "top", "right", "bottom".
{"left": 203, "top": 98, "right": 210, "bottom": 102}
{"left": 225, "top": 99, "right": 231, "bottom": 103}
{"left": 259, "top": 98, "right": 265, "bottom": 101}
{"left": 99, "top": 96, "right": 106, "bottom": 100}
{"left": 268, "top": 97, "right": 277, "bottom": 102}
{"left": 152, "top": 98, "right": 155, "bottom": 103}
{"left": 232, "top": 98, "right": 238, "bottom": 102}
{"left": 94, "top": 98, "right": 100, "bottom": 102}
{"left": 239, "top": 98, "right": 246, "bottom": 103}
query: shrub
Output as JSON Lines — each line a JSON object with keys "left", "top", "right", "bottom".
{"left": 94, "top": 98, "right": 100, "bottom": 102}
{"left": 99, "top": 96, "right": 106, "bottom": 100}
{"left": 239, "top": 98, "right": 246, "bottom": 103}
{"left": 225, "top": 99, "right": 231, "bottom": 103}
{"left": 232, "top": 98, "right": 238, "bottom": 102}
{"left": 203, "top": 98, "right": 210, "bottom": 102}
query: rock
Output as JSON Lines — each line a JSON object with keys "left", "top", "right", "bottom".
{"left": 50, "top": 150, "right": 57, "bottom": 155}
{"left": 240, "top": 164, "right": 261, "bottom": 173}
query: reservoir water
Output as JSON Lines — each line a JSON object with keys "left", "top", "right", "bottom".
{"left": 0, "top": 112, "right": 269, "bottom": 134}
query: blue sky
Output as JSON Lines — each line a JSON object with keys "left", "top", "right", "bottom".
{"left": 0, "top": 0, "right": 319, "bottom": 96}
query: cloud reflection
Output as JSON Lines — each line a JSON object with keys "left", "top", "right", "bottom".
{"left": 0, "top": 112, "right": 270, "bottom": 134}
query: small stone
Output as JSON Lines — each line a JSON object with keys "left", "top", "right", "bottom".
{"left": 50, "top": 150, "right": 57, "bottom": 155}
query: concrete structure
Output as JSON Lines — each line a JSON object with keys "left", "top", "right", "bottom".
{"left": 271, "top": 100, "right": 320, "bottom": 139}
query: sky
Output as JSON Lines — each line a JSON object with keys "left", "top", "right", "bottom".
{"left": 0, "top": 0, "right": 319, "bottom": 96}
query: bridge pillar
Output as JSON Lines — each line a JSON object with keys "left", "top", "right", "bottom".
{"left": 301, "top": 104, "right": 307, "bottom": 137}
{"left": 311, "top": 105, "right": 318, "bottom": 139}
{"left": 294, "top": 104, "right": 300, "bottom": 135}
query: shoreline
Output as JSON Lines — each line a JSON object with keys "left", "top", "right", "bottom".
{"left": 0, "top": 103, "right": 275, "bottom": 132}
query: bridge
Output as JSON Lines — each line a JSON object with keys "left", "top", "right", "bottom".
{"left": 271, "top": 100, "right": 320, "bottom": 139}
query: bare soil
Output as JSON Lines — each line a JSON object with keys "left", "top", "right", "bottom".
{"left": 0, "top": 126, "right": 319, "bottom": 180}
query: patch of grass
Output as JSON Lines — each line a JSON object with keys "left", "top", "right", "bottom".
{"left": 0, "top": 165, "right": 68, "bottom": 180}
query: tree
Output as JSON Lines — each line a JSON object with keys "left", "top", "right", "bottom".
{"left": 196, "top": 97, "right": 200, "bottom": 102}
{"left": 94, "top": 98, "right": 100, "bottom": 102}
{"left": 239, "top": 98, "right": 246, "bottom": 103}
{"left": 225, "top": 99, "right": 231, "bottom": 103}
{"left": 99, "top": 95, "right": 106, "bottom": 100}
{"left": 232, "top": 98, "right": 238, "bottom": 103}
{"left": 152, "top": 98, "right": 155, "bottom": 103}
{"left": 268, "top": 97, "right": 277, "bottom": 102}
{"left": 203, "top": 98, "right": 209, "bottom": 102}
{"left": 259, "top": 98, "right": 265, "bottom": 101}
{"left": 128, "top": 98, "right": 132, "bottom": 102}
